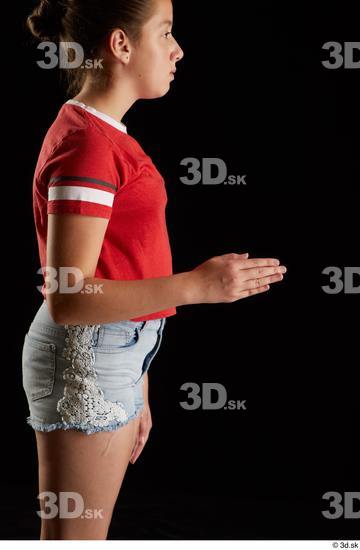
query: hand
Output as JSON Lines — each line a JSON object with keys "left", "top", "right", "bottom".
{"left": 129, "top": 402, "right": 152, "bottom": 465}
{"left": 187, "top": 252, "right": 287, "bottom": 304}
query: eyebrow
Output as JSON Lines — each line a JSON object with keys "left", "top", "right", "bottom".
{"left": 159, "top": 20, "right": 173, "bottom": 27}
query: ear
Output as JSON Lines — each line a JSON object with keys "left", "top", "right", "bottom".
{"left": 107, "top": 28, "right": 132, "bottom": 64}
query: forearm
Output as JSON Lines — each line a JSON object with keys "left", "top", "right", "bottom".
{"left": 50, "top": 271, "right": 196, "bottom": 325}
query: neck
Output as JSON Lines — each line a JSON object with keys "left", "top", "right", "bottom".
{"left": 72, "top": 80, "right": 138, "bottom": 125}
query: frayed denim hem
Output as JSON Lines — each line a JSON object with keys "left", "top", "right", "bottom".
{"left": 26, "top": 405, "right": 144, "bottom": 435}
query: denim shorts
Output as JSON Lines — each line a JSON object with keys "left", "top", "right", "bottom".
{"left": 22, "top": 301, "right": 166, "bottom": 435}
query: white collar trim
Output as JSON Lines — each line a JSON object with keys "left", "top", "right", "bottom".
{"left": 65, "top": 99, "right": 128, "bottom": 134}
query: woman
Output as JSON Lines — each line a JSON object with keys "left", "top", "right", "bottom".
{"left": 23, "top": 0, "right": 287, "bottom": 539}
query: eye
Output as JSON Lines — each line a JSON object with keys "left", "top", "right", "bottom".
{"left": 164, "top": 31, "right": 172, "bottom": 39}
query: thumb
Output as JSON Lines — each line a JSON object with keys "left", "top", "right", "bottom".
{"left": 238, "top": 252, "right": 249, "bottom": 258}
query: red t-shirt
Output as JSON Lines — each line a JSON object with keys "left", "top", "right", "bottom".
{"left": 33, "top": 99, "right": 177, "bottom": 321}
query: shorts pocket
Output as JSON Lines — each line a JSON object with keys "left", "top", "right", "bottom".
{"left": 22, "top": 334, "right": 57, "bottom": 401}
{"left": 97, "top": 324, "right": 142, "bottom": 353}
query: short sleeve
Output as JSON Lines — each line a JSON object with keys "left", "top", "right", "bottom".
{"left": 41, "top": 129, "right": 121, "bottom": 219}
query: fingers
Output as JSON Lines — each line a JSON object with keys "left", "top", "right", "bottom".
{"left": 235, "top": 265, "right": 287, "bottom": 298}
{"left": 255, "top": 272, "right": 284, "bottom": 287}
{"left": 130, "top": 412, "right": 151, "bottom": 464}
{"left": 237, "top": 283, "right": 271, "bottom": 298}
{"left": 241, "top": 265, "right": 287, "bottom": 282}
{"left": 216, "top": 254, "right": 287, "bottom": 302}
{"left": 130, "top": 430, "right": 145, "bottom": 464}
{"left": 239, "top": 258, "right": 281, "bottom": 268}
{"left": 242, "top": 272, "right": 285, "bottom": 290}
{"left": 224, "top": 253, "right": 282, "bottom": 268}
{"left": 130, "top": 436, "right": 145, "bottom": 464}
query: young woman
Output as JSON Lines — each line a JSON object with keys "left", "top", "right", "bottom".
{"left": 23, "top": 0, "right": 287, "bottom": 540}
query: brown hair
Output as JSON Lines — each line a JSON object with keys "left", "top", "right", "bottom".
{"left": 26, "top": 0, "right": 156, "bottom": 96}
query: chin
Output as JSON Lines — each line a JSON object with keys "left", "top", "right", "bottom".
{"left": 157, "top": 87, "right": 171, "bottom": 98}
{"left": 159, "top": 83, "right": 172, "bottom": 97}
{"left": 141, "top": 82, "right": 171, "bottom": 99}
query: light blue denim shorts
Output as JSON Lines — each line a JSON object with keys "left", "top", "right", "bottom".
{"left": 22, "top": 300, "right": 166, "bottom": 435}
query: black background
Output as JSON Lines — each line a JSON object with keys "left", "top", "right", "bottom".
{"left": 3, "top": 0, "right": 359, "bottom": 540}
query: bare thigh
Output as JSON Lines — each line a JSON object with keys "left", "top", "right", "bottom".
{"left": 35, "top": 414, "right": 141, "bottom": 540}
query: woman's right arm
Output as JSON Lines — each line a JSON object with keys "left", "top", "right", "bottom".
{"left": 46, "top": 213, "right": 286, "bottom": 325}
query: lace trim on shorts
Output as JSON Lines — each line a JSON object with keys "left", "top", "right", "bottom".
{"left": 57, "top": 324, "right": 129, "bottom": 429}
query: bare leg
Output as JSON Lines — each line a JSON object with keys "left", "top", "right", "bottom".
{"left": 35, "top": 414, "right": 141, "bottom": 540}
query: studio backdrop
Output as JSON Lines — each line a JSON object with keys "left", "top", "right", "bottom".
{"left": 2, "top": 0, "right": 358, "bottom": 541}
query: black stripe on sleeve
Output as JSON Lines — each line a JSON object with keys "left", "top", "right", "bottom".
{"left": 49, "top": 176, "right": 118, "bottom": 192}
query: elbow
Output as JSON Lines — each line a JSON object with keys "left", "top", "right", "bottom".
{"left": 47, "top": 294, "right": 71, "bottom": 326}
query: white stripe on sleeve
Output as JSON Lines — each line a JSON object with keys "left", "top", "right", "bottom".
{"left": 48, "top": 185, "right": 115, "bottom": 207}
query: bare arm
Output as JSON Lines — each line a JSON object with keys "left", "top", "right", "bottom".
{"left": 46, "top": 213, "right": 286, "bottom": 326}
{"left": 51, "top": 273, "right": 192, "bottom": 325}
{"left": 46, "top": 213, "right": 192, "bottom": 325}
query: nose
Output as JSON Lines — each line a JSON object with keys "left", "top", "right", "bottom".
{"left": 173, "top": 39, "right": 184, "bottom": 63}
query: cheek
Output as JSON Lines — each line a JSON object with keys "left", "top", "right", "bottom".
{"left": 145, "top": 42, "right": 168, "bottom": 66}
{"left": 140, "top": 58, "right": 166, "bottom": 81}
{"left": 132, "top": 42, "right": 169, "bottom": 87}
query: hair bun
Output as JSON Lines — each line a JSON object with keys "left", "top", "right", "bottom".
{"left": 27, "top": 0, "right": 66, "bottom": 41}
